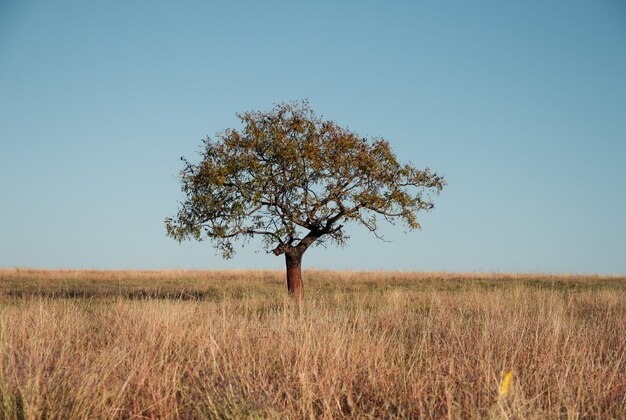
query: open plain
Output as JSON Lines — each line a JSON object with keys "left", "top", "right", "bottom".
{"left": 0, "top": 269, "right": 624, "bottom": 418}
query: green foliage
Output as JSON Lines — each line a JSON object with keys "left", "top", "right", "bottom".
{"left": 165, "top": 100, "right": 445, "bottom": 258}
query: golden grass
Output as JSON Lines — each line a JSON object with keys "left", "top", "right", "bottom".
{"left": 0, "top": 269, "right": 624, "bottom": 418}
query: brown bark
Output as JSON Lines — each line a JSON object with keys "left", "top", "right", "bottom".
{"left": 285, "top": 252, "right": 304, "bottom": 301}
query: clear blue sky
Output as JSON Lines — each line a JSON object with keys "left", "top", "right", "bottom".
{"left": 1, "top": 1, "right": 625, "bottom": 274}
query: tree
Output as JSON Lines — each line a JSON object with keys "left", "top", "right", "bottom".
{"left": 165, "top": 101, "right": 445, "bottom": 300}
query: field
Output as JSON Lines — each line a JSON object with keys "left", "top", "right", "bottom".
{"left": 0, "top": 269, "right": 624, "bottom": 419}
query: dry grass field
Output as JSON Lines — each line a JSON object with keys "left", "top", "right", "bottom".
{"left": 0, "top": 269, "right": 624, "bottom": 419}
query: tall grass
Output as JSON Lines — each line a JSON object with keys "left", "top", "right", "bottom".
{"left": 0, "top": 269, "right": 624, "bottom": 418}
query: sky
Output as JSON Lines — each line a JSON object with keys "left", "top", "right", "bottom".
{"left": 1, "top": 0, "right": 625, "bottom": 274}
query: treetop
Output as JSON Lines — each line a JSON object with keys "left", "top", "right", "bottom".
{"left": 165, "top": 100, "right": 445, "bottom": 258}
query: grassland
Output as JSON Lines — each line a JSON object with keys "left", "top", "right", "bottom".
{"left": 0, "top": 269, "right": 624, "bottom": 419}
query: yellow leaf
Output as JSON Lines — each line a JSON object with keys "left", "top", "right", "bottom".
{"left": 499, "top": 371, "right": 512, "bottom": 397}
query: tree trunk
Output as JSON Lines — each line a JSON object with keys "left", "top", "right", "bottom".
{"left": 285, "top": 252, "right": 304, "bottom": 301}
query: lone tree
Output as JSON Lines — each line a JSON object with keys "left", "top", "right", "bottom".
{"left": 165, "top": 101, "right": 445, "bottom": 300}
